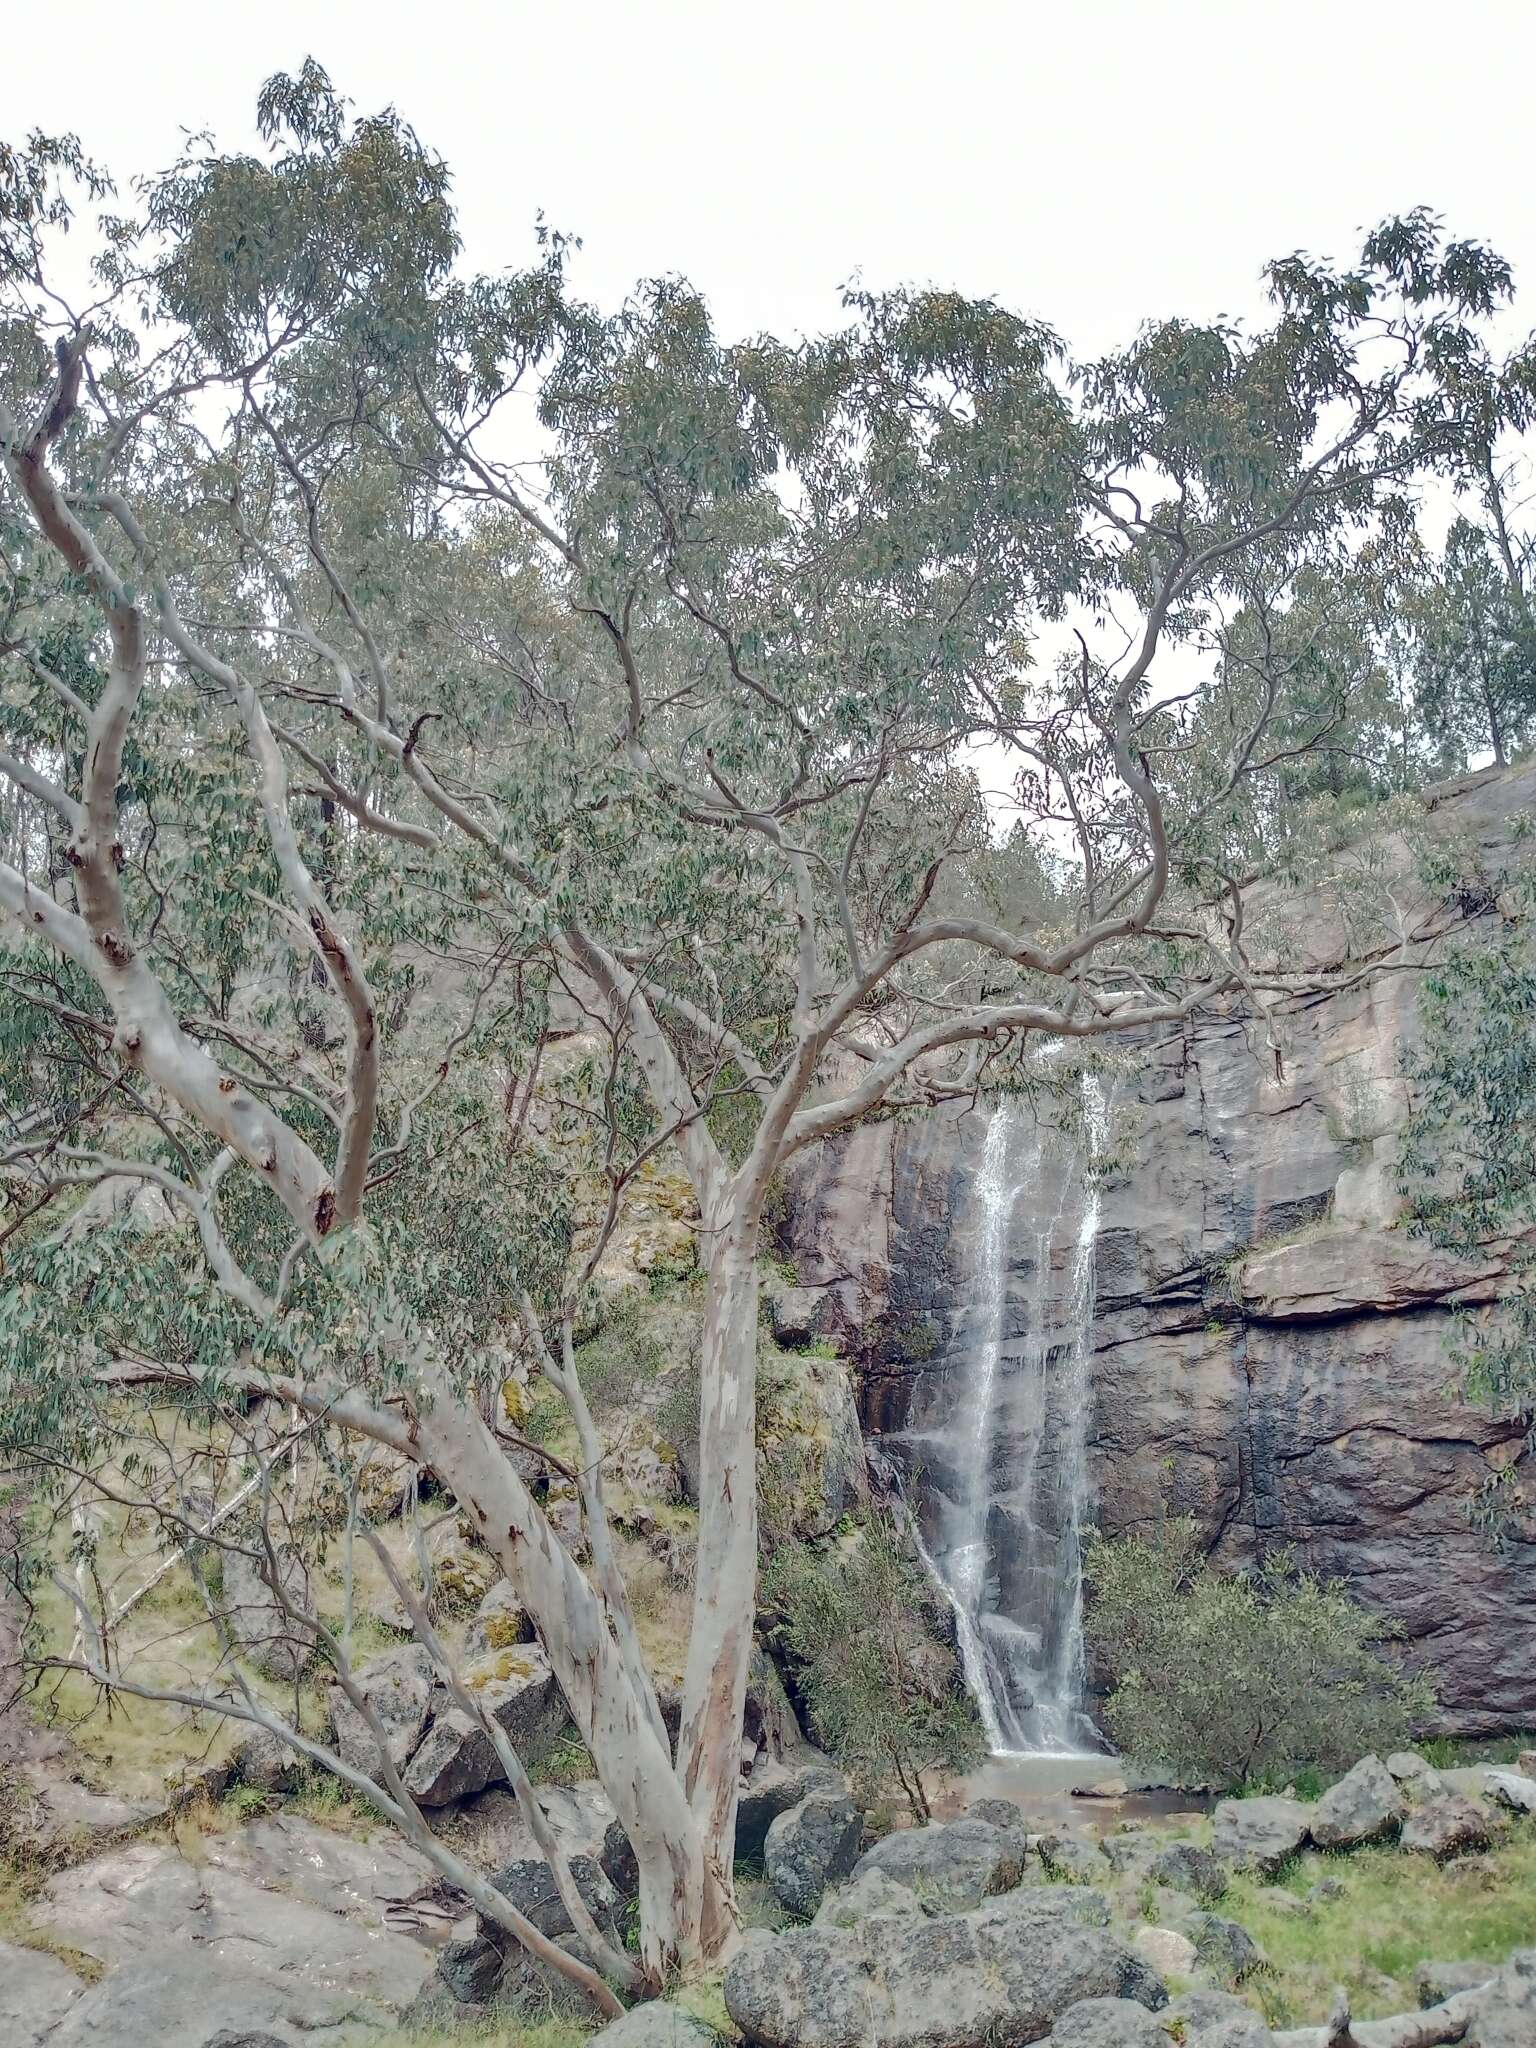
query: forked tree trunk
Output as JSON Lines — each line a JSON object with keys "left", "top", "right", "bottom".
{"left": 408, "top": 1371, "right": 714, "bottom": 1979}
{"left": 677, "top": 1207, "right": 763, "bottom": 1944}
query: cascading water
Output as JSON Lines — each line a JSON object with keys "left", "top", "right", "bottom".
{"left": 901, "top": 1075, "right": 1111, "bottom": 1757}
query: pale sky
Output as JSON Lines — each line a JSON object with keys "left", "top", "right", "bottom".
{"left": 4, "top": 0, "right": 1533, "bottom": 362}
{"left": 4, "top": 0, "right": 1529, "bottom": 807}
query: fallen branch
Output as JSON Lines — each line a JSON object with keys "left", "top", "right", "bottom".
{"left": 1271, "top": 1979, "right": 1491, "bottom": 2048}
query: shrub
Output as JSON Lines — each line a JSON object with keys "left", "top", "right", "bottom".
{"left": 762, "top": 1516, "right": 983, "bottom": 1819}
{"left": 1082, "top": 1520, "right": 1435, "bottom": 1788}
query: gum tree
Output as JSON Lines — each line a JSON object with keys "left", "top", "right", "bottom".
{"left": 0, "top": 70, "right": 1514, "bottom": 1986}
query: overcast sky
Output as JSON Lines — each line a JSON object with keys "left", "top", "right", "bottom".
{"left": 4, "top": 1, "right": 1528, "bottom": 803}
{"left": 4, "top": 0, "right": 1533, "bottom": 361}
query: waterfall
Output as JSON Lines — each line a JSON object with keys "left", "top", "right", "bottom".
{"left": 909, "top": 1074, "right": 1111, "bottom": 1758}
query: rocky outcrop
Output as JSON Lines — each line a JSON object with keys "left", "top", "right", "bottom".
{"left": 723, "top": 1885, "right": 1159, "bottom": 2048}
{"left": 327, "top": 1641, "right": 564, "bottom": 1806}
{"left": 783, "top": 763, "right": 1536, "bottom": 1732}
{"left": 29, "top": 1818, "right": 439, "bottom": 2046}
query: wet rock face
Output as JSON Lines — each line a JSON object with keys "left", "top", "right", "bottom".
{"left": 783, "top": 763, "right": 1536, "bottom": 1735}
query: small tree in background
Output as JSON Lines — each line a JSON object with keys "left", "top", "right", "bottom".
{"left": 764, "top": 1517, "right": 983, "bottom": 1820}
{"left": 1399, "top": 839, "right": 1536, "bottom": 1541}
{"left": 1082, "top": 1521, "right": 1434, "bottom": 1788}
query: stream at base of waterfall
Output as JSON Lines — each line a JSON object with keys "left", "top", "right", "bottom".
{"left": 893, "top": 1077, "right": 1111, "bottom": 1758}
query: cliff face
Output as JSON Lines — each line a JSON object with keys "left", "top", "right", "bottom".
{"left": 784, "top": 763, "right": 1536, "bottom": 1736}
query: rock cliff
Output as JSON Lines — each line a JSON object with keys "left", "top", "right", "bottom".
{"left": 783, "top": 763, "right": 1536, "bottom": 1735}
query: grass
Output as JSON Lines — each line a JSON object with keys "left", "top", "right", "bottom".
{"left": 328, "top": 1981, "right": 737, "bottom": 2048}
{"left": 0, "top": 1854, "right": 106, "bottom": 1982}
{"left": 335, "top": 2022, "right": 592, "bottom": 2048}
{"left": 1228, "top": 1832, "right": 1536, "bottom": 2028}
{"left": 1420, "top": 1732, "right": 1536, "bottom": 1769}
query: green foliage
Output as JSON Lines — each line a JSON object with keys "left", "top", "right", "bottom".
{"left": 1082, "top": 1521, "right": 1434, "bottom": 1788}
{"left": 762, "top": 1517, "right": 983, "bottom": 1818}
{"left": 1399, "top": 869, "right": 1536, "bottom": 1536}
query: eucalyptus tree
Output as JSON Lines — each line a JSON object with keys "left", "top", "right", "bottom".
{"left": 1411, "top": 514, "right": 1535, "bottom": 767}
{"left": 0, "top": 67, "right": 1517, "bottom": 1985}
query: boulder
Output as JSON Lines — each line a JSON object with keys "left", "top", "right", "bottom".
{"left": 966, "top": 1796, "right": 1029, "bottom": 1835}
{"left": 1096, "top": 1831, "right": 1162, "bottom": 1879}
{"left": 812, "top": 1867, "right": 928, "bottom": 1928}
{"left": 1484, "top": 1769, "right": 1536, "bottom": 1816}
{"left": 441, "top": 1850, "right": 621, "bottom": 2006}
{"left": 202, "top": 2035, "right": 289, "bottom": 2048}
{"left": 1210, "top": 1796, "right": 1309, "bottom": 1875}
{"left": 1185, "top": 1911, "right": 1263, "bottom": 1984}
{"left": 1163, "top": 1988, "right": 1271, "bottom": 2045}
{"left": 1149, "top": 1841, "right": 1228, "bottom": 1899}
{"left": 490, "top": 1849, "right": 620, "bottom": 1940}
{"left": 233, "top": 1725, "right": 301, "bottom": 1796}
{"left": 402, "top": 1646, "right": 562, "bottom": 1806}
{"left": 328, "top": 1644, "right": 434, "bottom": 1776}
{"left": 1309, "top": 1755, "right": 1406, "bottom": 1849}
{"left": 466, "top": 1579, "right": 532, "bottom": 1654}
{"left": 1401, "top": 1794, "right": 1494, "bottom": 1861}
{"left": 1130, "top": 1925, "right": 1195, "bottom": 1976}
{"left": 722, "top": 1887, "right": 1161, "bottom": 2048}
{"left": 445, "top": 1779, "right": 639, "bottom": 1899}
{"left": 1464, "top": 1948, "right": 1536, "bottom": 2047}
{"left": 770, "top": 1286, "right": 829, "bottom": 1348}
{"left": 1047, "top": 1999, "right": 1169, "bottom": 2048}
{"left": 164, "top": 1758, "right": 232, "bottom": 1811}
{"left": 223, "top": 1546, "right": 315, "bottom": 1686}
{"left": 1041, "top": 1833, "right": 1111, "bottom": 1884}
{"left": 1414, "top": 1959, "right": 1497, "bottom": 2007}
{"left": 764, "top": 1791, "right": 863, "bottom": 1917}
{"left": 437, "top": 1929, "right": 510, "bottom": 2005}
{"left": 1438, "top": 1765, "right": 1498, "bottom": 1801}
{"left": 735, "top": 1755, "right": 844, "bottom": 1861}
{"left": 850, "top": 1815, "right": 1025, "bottom": 1907}
{"left": 590, "top": 2008, "right": 725, "bottom": 2048}
{"left": 1385, "top": 1750, "right": 1435, "bottom": 1782}
{"left": 1097, "top": 1829, "right": 1222, "bottom": 1898}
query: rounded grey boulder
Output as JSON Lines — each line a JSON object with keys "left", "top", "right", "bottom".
{"left": 1185, "top": 1910, "right": 1264, "bottom": 1984}
{"left": 1047, "top": 1997, "right": 1170, "bottom": 2047}
{"left": 850, "top": 1815, "right": 1025, "bottom": 1908}
{"left": 1210, "top": 1795, "right": 1309, "bottom": 1875}
{"left": 1402, "top": 1794, "right": 1494, "bottom": 1862}
{"left": 764, "top": 1790, "right": 863, "bottom": 1917}
{"left": 1309, "top": 1754, "right": 1407, "bottom": 1849}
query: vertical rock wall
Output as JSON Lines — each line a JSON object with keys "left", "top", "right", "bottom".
{"left": 783, "top": 764, "right": 1536, "bottom": 1734}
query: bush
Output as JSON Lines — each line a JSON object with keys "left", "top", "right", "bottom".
{"left": 762, "top": 1516, "right": 983, "bottom": 1819}
{"left": 1083, "top": 1521, "right": 1435, "bottom": 1788}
